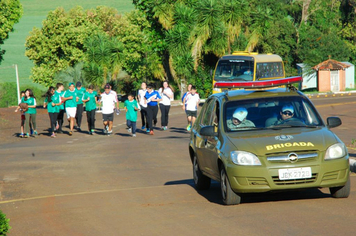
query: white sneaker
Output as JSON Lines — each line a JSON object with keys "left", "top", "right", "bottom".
{"left": 132, "top": 134, "right": 136, "bottom": 137}
{"left": 128, "top": 128, "right": 132, "bottom": 133}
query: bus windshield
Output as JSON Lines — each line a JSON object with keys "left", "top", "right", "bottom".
{"left": 212, "top": 53, "right": 286, "bottom": 93}
{"left": 214, "top": 59, "right": 254, "bottom": 81}
{"left": 256, "top": 62, "right": 284, "bottom": 79}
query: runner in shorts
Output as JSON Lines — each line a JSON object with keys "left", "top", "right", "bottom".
{"left": 62, "top": 82, "right": 78, "bottom": 136}
{"left": 100, "top": 83, "right": 119, "bottom": 135}
{"left": 185, "top": 86, "right": 200, "bottom": 131}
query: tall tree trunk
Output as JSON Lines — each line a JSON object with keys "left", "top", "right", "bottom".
{"left": 301, "top": 0, "right": 312, "bottom": 26}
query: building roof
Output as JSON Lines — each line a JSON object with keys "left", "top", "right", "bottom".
{"left": 313, "top": 59, "right": 350, "bottom": 71}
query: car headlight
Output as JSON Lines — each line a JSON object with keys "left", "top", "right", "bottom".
{"left": 324, "top": 143, "right": 347, "bottom": 160}
{"left": 230, "top": 151, "right": 261, "bottom": 165}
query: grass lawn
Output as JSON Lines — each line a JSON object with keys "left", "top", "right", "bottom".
{"left": 0, "top": 0, "right": 133, "bottom": 89}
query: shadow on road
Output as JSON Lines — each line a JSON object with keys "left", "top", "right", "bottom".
{"left": 165, "top": 179, "right": 331, "bottom": 205}
{"left": 169, "top": 127, "right": 188, "bottom": 134}
{"left": 115, "top": 133, "right": 131, "bottom": 137}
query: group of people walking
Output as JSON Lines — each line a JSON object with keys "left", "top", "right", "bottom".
{"left": 137, "top": 81, "right": 174, "bottom": 135}
{"left": 15, "top": 80, "right": 199, "bottom": 138}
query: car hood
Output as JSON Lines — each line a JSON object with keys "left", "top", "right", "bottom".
{"left": 226, "top": 127, "right": 339, "bottom": 156}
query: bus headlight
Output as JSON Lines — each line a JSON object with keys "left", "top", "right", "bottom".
{"left": 324, "top": 143, "right": 347, "bottom": 160}
{"left": 231, "top": 151, "right": 261, "bottom": 165}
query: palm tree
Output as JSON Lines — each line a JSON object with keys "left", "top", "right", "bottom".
{"left": 189, "top": 0, "right": 227, "bottom": 68}
{"left": 54, "top": 62, "right": 86, "bottom": 86}
{"left": 84, "top": 33, "right": 124, "bottom": 87}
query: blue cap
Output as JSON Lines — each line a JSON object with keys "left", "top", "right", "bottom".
{"left": 282, "top": 105, "right": 294, "bottom": 113}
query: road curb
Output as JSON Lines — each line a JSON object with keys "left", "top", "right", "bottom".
{"left": 306, "top": 90, "right": 356, "bottom": 99}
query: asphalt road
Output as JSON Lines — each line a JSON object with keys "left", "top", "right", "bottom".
{"left": 0, "top": 95, "right": 356, "bottom": 236}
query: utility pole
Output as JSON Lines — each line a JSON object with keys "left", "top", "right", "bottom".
{"left": 13, "top": 64, "right": 20, "bottom": 104}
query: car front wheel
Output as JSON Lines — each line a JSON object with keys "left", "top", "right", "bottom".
{"left": 220, "top": 167, "right": 241, "bottom": 205}
{"left": 329, "top": 176, "right": 350, "bottom": 198}
{"left": 193, "top": 155, "right": 211, "bottom": 190}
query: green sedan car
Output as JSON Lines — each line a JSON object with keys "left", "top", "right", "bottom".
{"left": 189, "top": 78, "right": 350, "bottom": 205}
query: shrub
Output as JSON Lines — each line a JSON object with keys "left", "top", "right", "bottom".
{"left": 0, "top": 210, "right": 10, "bottom": 235}
{"left": 0, "top": 82, "right": 46, "bottom": 108}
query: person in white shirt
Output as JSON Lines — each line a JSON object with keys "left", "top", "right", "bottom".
{"left": 182, "top": 83, "right": 192, "bottom": 126}
{"left": 137, "top": 82, "right": 148, "bottom": 130}
{"left": 185, "top": 86, "right": 200, "bottom": 131}
{"left": 158, "top": 80, "right": 174, "bottom": 130}
{"left": 99, "top": 83, "right": 119, "bottom": 135}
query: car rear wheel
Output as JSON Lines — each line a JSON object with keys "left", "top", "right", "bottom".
{"left": 329, "top": 176, "right": 350, "bottom": 198}
{"left": 220, "top": 167, "right": 241, "bottom": 205}
{"left": 193, "top": 155, "right": 211, "bottom": 190}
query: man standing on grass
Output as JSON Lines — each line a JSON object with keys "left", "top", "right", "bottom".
{"left": 100, "top": 83, "right": 119, "bottom": 136}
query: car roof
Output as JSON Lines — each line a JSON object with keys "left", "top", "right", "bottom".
{"left": 210, "top": 87, "right": 304, "bottom": 102}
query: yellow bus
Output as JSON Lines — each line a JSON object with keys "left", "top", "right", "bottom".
{"left": 212, "top": 52, "right": 285, "bottom": 93}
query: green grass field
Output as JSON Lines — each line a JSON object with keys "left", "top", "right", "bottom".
{"left": 0, "top": 0, "right": 133, "bottom": 89}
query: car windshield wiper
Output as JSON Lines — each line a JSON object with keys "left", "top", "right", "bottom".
{"left": 230, "top": 127, "right": 266, "bottom": 131}
{"left": 268, "top": 124, "right": 318, "bottom": 129}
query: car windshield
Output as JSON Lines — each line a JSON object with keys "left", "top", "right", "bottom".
{"left": 224, "top": 96, "right": 323, "bottom": 132}
{"left": 214, "top": 59, "right": 254, "bottom": 81}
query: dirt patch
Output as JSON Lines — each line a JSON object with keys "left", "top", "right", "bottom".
{"left": 0, "top": 107, "right": 49, "bottom": 145}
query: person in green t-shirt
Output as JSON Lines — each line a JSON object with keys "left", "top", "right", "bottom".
{"left": 55, "top": 83, "right": 65, "bottom": 133}
{"left": 61, "top": 82, "right": 79, "bottom": 136}
{"left": 82, "top": 85, "right": 98, "bottom": 135}
{"left": 75, "top": 82, "right": 86, "bottom": 131}
{"left": 21, "top": 89, "right": 37, "bottom": 138}
{"left": 124, "top": 93, "right": 140, "bottom": 137}
{"left": 43, "top": 86, "right": 62, "bottom": 138}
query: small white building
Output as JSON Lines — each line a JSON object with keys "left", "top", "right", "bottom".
{"left": 297, "top": 62, "right": 355, "bottom": 91}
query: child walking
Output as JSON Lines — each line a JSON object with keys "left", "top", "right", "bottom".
{"left": 124, "top": 94, "right": 140, "bottom": 137}
{"left": 15, "top": 91, "right": 27, "bottom": 137}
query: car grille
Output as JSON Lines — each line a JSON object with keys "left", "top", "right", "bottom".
{"left": 272, "top": 173, "right": 318, "bottom": 185}
{"left": 267, "top": 151, "right": 318, "bottom": 163}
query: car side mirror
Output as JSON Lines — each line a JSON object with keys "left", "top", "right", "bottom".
{"left": 327, "top": 117, "right": 342, "bottom": 128}
{"left": 200, "top": 126, "right": 218, "bottom": 136}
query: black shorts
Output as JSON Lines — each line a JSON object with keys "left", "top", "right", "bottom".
{"left": 186, "top": 110, "right": 197, "bottom": 118}
{"left": 102, "top": 113, "right": 114, "bottom": 122}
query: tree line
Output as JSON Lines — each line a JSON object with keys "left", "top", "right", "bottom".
{"left": 5, "top": 0, "right": 356, "bottom": 98}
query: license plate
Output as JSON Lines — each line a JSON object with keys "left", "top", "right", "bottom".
{"left": 278, "top": 167, "right": 312, "bottom": 180}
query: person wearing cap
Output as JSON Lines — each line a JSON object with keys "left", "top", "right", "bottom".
{"left": 227, "top": 107, "right": 255, "bottom": 130}
{"left": 273, "top": 105, "right": 295, "bottom": 125}
{"left": 61, "top": 82, "right": 79, "bottom": 135}
{"left": 75, "top": 81, "right": 86, "bottom": 131}
{"left": 99, "top": 83, "right": 119, "bottom": 135}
